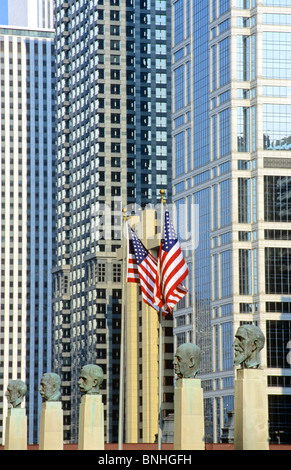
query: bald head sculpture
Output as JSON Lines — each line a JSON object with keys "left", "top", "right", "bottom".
{"left": 5, "top": 380, "right": 27, "bottom": 408}
{"left": 39, "top": 372, "right": 61, "bottom": 402}
{"left": 78, "top": 364, "right": 104, "bottom": 395}
{"left": 173, "top": 343, "right": 201, "bottom": 379}
{"left": 233, "top": 324, "right": 265, "bottom": 369}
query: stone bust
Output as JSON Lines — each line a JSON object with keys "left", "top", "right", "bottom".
{"left": 173, "top": 343, "right": 201, "bottom": 379}
{"left": 5, "top": 380, "right": 27, "bottom": 408}
{"left": 39, "top": 372, "right": 61, "bottom": 402}
{"left": 233, "top": 324, "right": 265, "bottom": 369}
{"left": 78, "top": 364, "right": 104, "bottom": 395}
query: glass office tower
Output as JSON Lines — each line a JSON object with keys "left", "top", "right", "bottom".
{"left": 53, "top": 0, "right": 172, "bottom": 444}
{"left": 0, "top": 26, "right": 55, "bottom": 445}
{"left": 8, "top": 0, "right": 54, "bottom": 29}
{"left": 172, "top": 0, "right": 291, "bottom": 443}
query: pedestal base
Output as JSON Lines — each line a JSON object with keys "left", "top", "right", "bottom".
{"left": 78, "top": 394, "right": 104, "bottom": 450}
{"left": 174, "top": 378, "right": 205, "bottom": 450}
{"left": 234, "top": 368, "right": 269, "bottom": 450}
{"left": 39, "top": 402, "right": 63, "bottom": 450}
{"left": 4, "top": 408, "right": 27, "bottom": 450}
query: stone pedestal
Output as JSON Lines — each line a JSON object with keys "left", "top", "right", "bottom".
{"left": 39, "top": 401, "right": 63, "bottom": 450}
{"left": 4, "top": 408, "right": 27, "bottom": 450}
{"left": 174, "top": 378, "right": 205, "bottom": 450}
{"left": 234, "top": 368, "right": 269, "bottom": 450}
{"left": 78, "top": 394, "right": 104, "bottom": 450}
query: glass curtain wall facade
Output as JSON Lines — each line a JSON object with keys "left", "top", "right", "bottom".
{"left": 0, "top": 27, "right": 55, "bottom": 445}
{"left": 172, "top": 0, "right": 291, "bottom": 443}
{"left": 53, "top": 0, "right": 172, "bottom": 444}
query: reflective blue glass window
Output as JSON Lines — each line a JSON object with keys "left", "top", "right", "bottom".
{"left": 212, "top": 115, "right": 217, "bottom": 160}
{"left": 264, "top": 175, "right": 291, "bottom": 222}
{"left": 263, "top": 104, "right": 291, "bottom": 150}
{"left": 238, "top": 177, "right": 251, "bottom": 223}
{"left": 174, "top": 0, "right": 184, "bottom": 45}
{"left": 219, "top": 108, "right": 230, "bottom": 157}
{"left": 253, "top": 248, "right": 258, "bottom": 294}
{"left": 174, "top": 48, "right": 184, "bottom": 62}
{"left": 175, "top": 115, "right": 185, "bottom": 128}
{"left": 219, "top": 90, "right": 230, "bottom": 105}
{"left": 214, "top": 254, "right": 219, "bottom": 300}
{"left": 212, "top": 0, "right": 217, "bottom": 21}
{"left": 263, "top": 32, "right": 291, "bottom": 80}
{"left": 174, "top": 65, "right": 184, "bottom": 111}
{"left": 219, "top": 18, "right": 230, "bottom": 34}
{"left": 251, "top": 34, "right": 256, "bottom": 80}
{"left": 263, "top": 0, "right": 291, "bottom": 5}
{"left": 221, "top": 251, "right": 232, "bottom": 298}
{"left": 252, "top": 106, "right": 256, "bottom": 151}
{"left": 194, "top": 187, "right": 211, "bottom": 374}
{"left": 265, "top": 248, "right": 291, "bottom": 294}
{"left": 237, "top": 0, "right": 250, "bottom": 7}
{"left": 219, "top": 161, "right": 231, "bottom": 175}
{"left": 193, "top": 0, "right": 210, "bottom": 169}
{"left": 187, "top": 128, "right": 192, "bottom": 171}
{"left": 222, "top": 322, "right": 233, "bottom": 370}
{"left": 252, "top": 177, "right": 257, "bottom": 223}
{"left": 263, "top": 13, "right": 291, "bottom": 26}
{"left": 186, "top": 0, "right": 191, "bottom": 37}
{"left": 221, "top": 304, "right": 232, "bottom": 317}
{"left": 219, "top": 0, "right": 230, "bottom": 16}
{"left": 219, "top": 37, "right": 230, "bottom": 87}
{"left": 223, "top": 396, "right": 234, "bottom": 426}
{"left": 237, "top": 35, "right": 250, "bottom": 81}
{"left": 175, "top": 131, "right": 185, "bottom": 176}
{"left": 263, "top": 86, "right": 291, "bottom": 97}
{"left": 237, "top": 17, "right": 250, "bottom": 27}
{"left": 186, "top": 61, "right": 191, "bottom": 105}
{"left": 194, "top": 170, "right": 210, "bottom": 186}
{"left": 213, "top": 184, "right": 218, "bottom": 230}
{"left": 220, "top": 179, "right": 231, "bottom": 227}
{"left": 237, "top": 107, "right": 250, "bottom": 152}
{"left": 239, "top": 249, "right": 252, "bottom": 295}
{"left": 175, "top": 181, "right": 185, "bottom": 194}
{"left": 175, "top": 197, "right": 186, "bottom": 241}
{"left": 212, "top": 45, "right": 217, "bottom": 91}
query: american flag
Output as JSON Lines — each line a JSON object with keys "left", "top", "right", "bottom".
{"left": 126, "top": 224, "right": 161, "bottom": 311}
{"left": 154, "top": 209, "right": 188, "bottom": 313}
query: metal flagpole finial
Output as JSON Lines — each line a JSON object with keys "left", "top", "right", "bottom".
{"left": 122, "top": 207, "right": 127, "bottom": 221}
{"left": 160, "top": 189, "right": 166, "bottom": 204}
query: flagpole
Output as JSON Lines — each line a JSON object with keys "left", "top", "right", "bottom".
{"left": 158, "top": 189, "right": 165, "bottom": 450}
{"left": 118, "top": 208, "right": 127, "bottom": 450}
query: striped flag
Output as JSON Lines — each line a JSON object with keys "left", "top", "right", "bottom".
{"left": 126, "top": 224, "right": 162, "bottom": 312}
{"left": 154, "top": 209, "right": 188, "bottom": 313}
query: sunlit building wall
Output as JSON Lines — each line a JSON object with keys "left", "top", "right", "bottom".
{"left": 172, "top": 0, "right": 291, "bottom": 444}
{"left": 0, "top": 26, "right": 55, "bottom": 445}
{"left": 8, "top": 0, "right": 54, "bottom": 29}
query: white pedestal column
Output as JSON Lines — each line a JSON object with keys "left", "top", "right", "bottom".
{"left": 234, "top": 368, "right": 269, "bottom": 450}
{"left": 78, "top": 394, "right": 104, "bottom": 450}
{"left": 4, "top": 408, "right": 27, "bottom": 450}
{"left": 39, "top": 401, "right": 63, "bottom": 450}
{"left": 174, "top": 378, "right": 205, "bottom": 450}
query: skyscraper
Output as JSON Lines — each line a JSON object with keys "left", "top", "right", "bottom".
{"left": 8, "top": 0, "right": 54, "bottom": 29}
{"left": 53, "top": 0, "right": 172, "bottom": 443}
{"left": 0, "top": 25, "right": 55, "bottom": 444}
{"left": 172, "top": 0, "right": 291, "bottom": 444}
